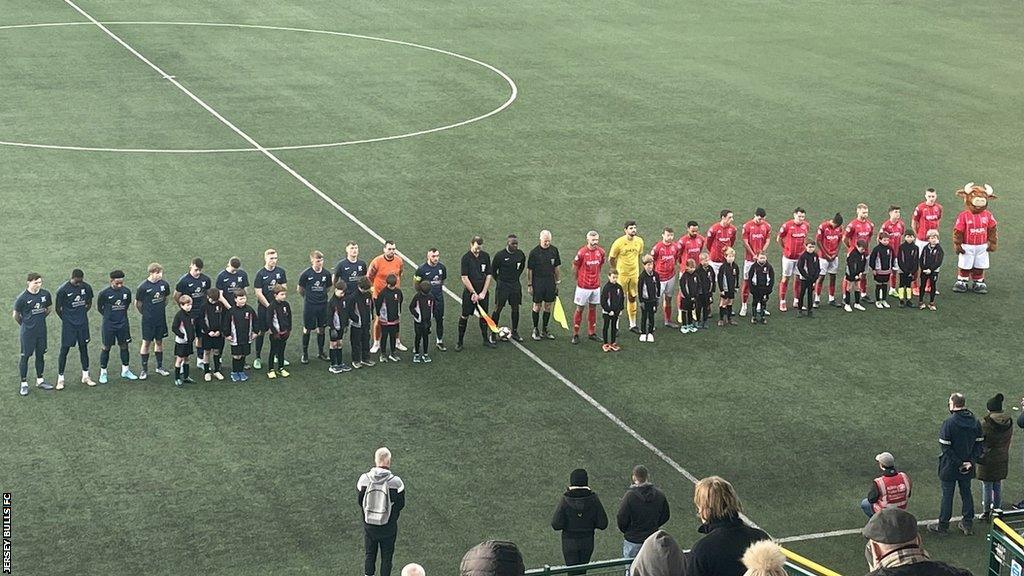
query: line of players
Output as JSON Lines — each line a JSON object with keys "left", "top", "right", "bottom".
{"left": 12, "top": 188, "right": 948, "bottom": 395}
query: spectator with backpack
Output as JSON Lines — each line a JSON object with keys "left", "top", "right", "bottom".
{"left": 357, "top": 447, "right": 407, "bottom": 576}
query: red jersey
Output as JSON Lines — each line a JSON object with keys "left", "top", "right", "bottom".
{"left": 912, "top": 202, "right": 943, "bottom": 241}
{"left": 706, "top": 223, "right": 737, "bottom": 263}
{"left": 881, "top": 219, "right": 906, "bottom": 252}
{"left": 573, "top": 245, "right": 606, "bottom": 290}
{"left": 741, "top": 220, "right": 772, "bottom": 262}
{"left": 954, "top": 210, "right": 997, "bottom": 245}
{"left": 649, "top": 241, "right": 679, "bottom": 282}
{"left": 777, "top": 219, "right": 811, "bottom": 259}
{"left": 815, "top": 220, "right": 843, "bottom": 259}
{"left": 676, "top": 234, "right": 706, "bottom": 269}
{"left": 845, "top": 218, "right": 875, "bottom": 253}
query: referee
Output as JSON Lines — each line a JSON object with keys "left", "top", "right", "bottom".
{"left": 491, "top": 234, "right": 526, "bottom": 342}
{"left": 527, "top": 230, "right": 561, "bottom": 340}
{"left": 458, "top": 236, "right": 496, "bottom": 351}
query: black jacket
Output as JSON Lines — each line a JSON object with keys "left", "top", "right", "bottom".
{"left": 938, "top": 409, "right": 984, "bottom": 481}
{"left": 869, "top": 245, "right": 894, "bottom": 276}
{"left": 846, "top": 250, "right": 867, "bottom": 279}
{"left": 695, "top": 265, "right": 716, "bottom": 296}
{"left": 266, "top": 300, "right": 292, "bottom": 337}
{"left": 897, "top": 242, "right": 920, "bottom": 275}
{"left": 601, "top": 282, "right": 624, "bottom": 315}
{"left": 920, "top": 244, "right": 944, "bottom": 273}
{"left": 746, "top": 262, "right": 774, "bottom": 291}
{"left": 349, "top": 290, "right": 374, "bottom": 329}
{"left": 551, "top": 488, "right": 609, "bottom": 539}
{"left": 686, "top": 515, "right": 769, "bottom": 576}
{"left": 616, "top": 483, "right": 670, "bottom": 544}
{"left": 679, "top": 270, "right": 700, "bottom": 301}
{"left": 797, "top": 252, "right": 820, "bottom": 281}
{"left": 717, "top": 262, "right": 740, "bottom": 294}
{"left": 638, "top": 270, "right": 661, "bottom": 304}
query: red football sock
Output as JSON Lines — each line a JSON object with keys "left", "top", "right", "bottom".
{"left": 779, "top": 279, "right": 788, "bottom": 300}
{"left": 741, "top": 280, "right": 750, "bottom": 303}
{"left": 587, "top": 304, "right": 597, "bottom": 334}
{"left": 573, "top": 309, "right": 582, "bottom": 335}
{"left": 829, "top": 275, "right": 836, "bottom": 297}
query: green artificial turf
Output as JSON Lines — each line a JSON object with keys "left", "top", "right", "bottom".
{"left": 2, "top": 0, "right": 1023, "bottom": 574}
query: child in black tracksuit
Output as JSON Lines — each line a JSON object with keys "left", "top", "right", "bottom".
{"left": 201, "top": 288, "right": 226, "bottom": 380}
{"left": 695, "top": 256, "right": 716, "bottom": 329}
{"left": 349, "top": 277, "right": 375, "bottom": 367}
{"left": 600, "top": 271, "right": 624, "bottom": 351}
{"left": 678, "top": 259, "right": 699, "bottom": 333}
{"left": 796, "top": 241, "right": 821, "bottom": 316}
{"left": 746, "top": 253, "right": 774, "bottom": 324}
{"left": 896, "top": 232, "right": 920, "bottom": 307}
{"left": 171, "top": 295, "right": 196, "bottom": 387}
{"left": 409, "top": 280, "right": 435, "bottom": 363}
{"left": 266, "top": 285, "right": 292, "bottom": 377}
{"left": 845, "top": 241, "right": 869, "bottom": 310}
{"left": 918, "top": 230, "right": 944, "bottom": 310}
{"left": 637, "top": 256, "right": 660, "bottom": 342}
{"left": 717, "top": 249, "right": 740, "bottom": 326}
{"left": 327, "top": 281, "right": 352, "bottom": 373}
{"left": 375, "top": 274, "right": 404, "bottom": 362}
{"left": 222, "top": 289, "right": 256, "bottom": 381}
{"left": 869, "top": 234, "right": 894, "bottom": 308}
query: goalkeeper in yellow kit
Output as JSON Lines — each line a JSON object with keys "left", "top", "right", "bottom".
{"left": 608, "top": 220, "right": 645, "bottom": 333}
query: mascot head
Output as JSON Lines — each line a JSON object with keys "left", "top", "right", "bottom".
{"left": 956, "top": 182, "right": 996, "bottom": 214}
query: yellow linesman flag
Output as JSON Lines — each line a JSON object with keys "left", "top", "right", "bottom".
{"left": 476, "top": 303, "right": 500, "bottom": 333}
{"left": 552, "top": 296, "right": 569, "bottom": 330}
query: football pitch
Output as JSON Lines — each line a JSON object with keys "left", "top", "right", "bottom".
{"left": 2, "top": 0, "right": 1023, "bottom": 574}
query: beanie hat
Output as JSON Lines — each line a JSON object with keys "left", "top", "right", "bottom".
{"left": 988, "top": 393, "right": 1004, "bottom": 412}
{"left": 460, "top": 540, "right": 525, "bottom": 576}
{"left": 741, "top": 540, "right": 787, "bottom": 576}
{"left": 570, "top": 468, "right": 589, "bottom": 487}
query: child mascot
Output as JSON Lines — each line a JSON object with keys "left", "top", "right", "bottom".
{"left": 952, "top": 182, "right": 998, "bottom": 294}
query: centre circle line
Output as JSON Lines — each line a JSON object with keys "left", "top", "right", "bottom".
{"left": 0, "top": 21, "right": 518, "bottom": 154}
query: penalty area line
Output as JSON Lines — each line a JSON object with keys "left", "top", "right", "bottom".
{"left": 61, "top": 0, "right": 761, "bottom": 533}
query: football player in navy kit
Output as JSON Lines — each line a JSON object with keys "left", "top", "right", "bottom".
{"left": 334, "top": 242, "right": 367, "bottom": 293}
{"left": 136, "top": 263, "right": 172, "bottom": 379}
{"left": 13, "top": 272, "right": 53, "bottom": 396}
{"left": 55, "top": 269, "right": 95, "bottom": 389}
{"left": 173, "top": 258, "right": 211, "bottom": 370}
{"left": 414, "top": 248, "right": 448, "bottom": 351}
{"left": 252, "top": 249, "right": 287, "bottom": 370}
{"left": 96, "top": 270, "right": 138, "bottom": 384}
{"left": 298, "top": 250, "right": 332, "bottom": 364}
{"left": 215, "top": 257, "right": 249, "bottom": 308}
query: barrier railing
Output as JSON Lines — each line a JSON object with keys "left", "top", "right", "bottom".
{"left": 526, "top": 545, "right": 841, "bottom": 576}
{"left": 988, "top": 509, "right": 1024, "bottom": 576}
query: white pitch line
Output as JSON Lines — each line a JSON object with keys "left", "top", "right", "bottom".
{"left": 61, "top": 0, "right": 763, "bottom": 530}
{"left": 777, "top": 516, "right": 964, "bottom": 544}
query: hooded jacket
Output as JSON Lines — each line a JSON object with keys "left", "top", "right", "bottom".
{"left": 686, "top": 515, "right": 769, "bottom": 576}
{"left": 356, "top": 466, "right": 406, "bottom": 535}
{"left": 978, "top": 411, "right": 1013, "bottom": 481}
{"left": 631, "top": 530, "right": 685, "bottom": 576}
{"left": 551, "top": 487, "right": 609, "bottom": 539}
{"left": 938, "top": 409, "right": 984, "bottom": 481}
{"left": 616, "top": 483, "right": 670, "bottom": 544}
{"left": 460, "top": 540, "right": 525, "bottom": 576}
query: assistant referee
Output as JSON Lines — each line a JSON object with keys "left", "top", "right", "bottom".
{"left": 458, "top": 236, "right": 496, "bottom": 351}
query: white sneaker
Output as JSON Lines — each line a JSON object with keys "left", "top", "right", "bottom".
{"left": 854, "top": 303, "right": 866, "bottom": 311}
{"left": 648, "top": 333, "right": 654, "bottom": 343}
{"left": 57, "top": 375, "right": 65, "bottom": 390}
{"left": 881, "top": 301, "right": 891, "bottom": 309}
{"left": 369, "top": 341, "right": 380, "bottom": 354}
{"left": 739, "top": 303, "right": 748, "bottom": 317}
{"left": 875, "top": 301, "right": 884, "bottom": 309}
{"left": 778, "top": 300, "right": 787, "bottom": 312}
{"left": 888, "top": 287, "right": 898, "bottom": 296}
{"left": 395, "top": 341, "right": 408, "bottom": 352}
{"left": 792, "top": 298, "right": 799, "bottom": 307}
{"left": 639, "top": 334, "right": 648, "bottom": 342}
{"left": 844, "top": 304, "right": 853, "bottom": 312}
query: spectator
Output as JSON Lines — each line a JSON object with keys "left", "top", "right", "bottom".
{"left": 460, "top": 540, "right": 525, "bottom": 576}
{"left": 630, "top": 530, "right": 684, "bottom": 576}
{"left": 686, "top": 476, "right": 769, "bottom": 576}
{"left": 978, "top": 393, "right": 1013, "bottom": 521}
{"left": 864, "top": 507, "right": 973, "bottom": 575}
{"left": 551, "top": 468, "right": 609, "bottom": 571}
{"left": 928, "top": 393, "right": 984, "bottom": 536}
{"left": 860, "top": 452, "right": 911, "bottom": 518}
{"left": 741, "top": 540, "right": 787, "bottom": 576}
{"left": 401, "top": 564, "right": 425, "bottom": 576}
{"left": 617, "top": 465, "right": 670, "bottom": 571}
{"left": 357, "top": 447, "right": 407, "bottom": 576}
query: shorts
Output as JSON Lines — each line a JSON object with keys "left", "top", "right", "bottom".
{"left": 573, "top": 286, "right": 600, "bottom": 306}
{"left": 174, "top": 342, "right": 194, "bottom": 357}
{"left": 617, "top": 274, "right": 638, "bottom": 299}
{"left": 495, "top": 284, "right": 522, "bottom": 308}
{"left": 230, "top": 343, "right": 251, "bottom": 357}
{"left": 659, "top": 276, "right": 677, "bottom": 298}
{"left": 957, "top": 243, "right": 990, "bottom": 270}
{"left": 873, "top": 274, "right": 891, "bottom": 284}
{"left": 531, "top": 279, "right": 557, "bottom": 303}
{"left": 462, "top": 290, "right": 489, "bottom": 317}
{"left": 61, "top": 322, "right": 90, "bottom": 349}
{"left": 20, "top": 330, "right": 47, "bottom": 357}
{"left": 818, "top": 257, "right": 839, "bottom": 275}
{"left": 432, "top": 293, "right": 446, "bottom": 318}
{"left": 710, "top": 261, "right": 723, "bottom": 276}
{"left": 329, "top": 327, "right": 346, "bottom": 342}
{"left": 303, "top": 302, "right": 329, "bottom": 330}
{"left": 255, "top": 305, "right": 269, "bottom": 332}
{"left": 141, "top": 318, "right": 168, "bottom": 341}
{"left": 781, "top": 257, "right": 798, "bottom": 277}
{"left": 201, "top": 334, "right": 224, "bottom": 350}
{"left": 743, "top": 260, "right": 755, "bottom": 281}
{"left": 721, "top": 291, "right": 736, "bottom": 300}
{"left": 915, "top": 238, "right": 929, "bottom": 252}
{"left": 102, "top": 324, "right": 132, "bottom": 347}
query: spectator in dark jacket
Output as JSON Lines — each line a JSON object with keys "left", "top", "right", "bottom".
{"left": 928, "top": 393, "right": 984, "bottom": 535}
{"left": 978, "top": 394, "right": 1013, "bottom": 521}
{"left": 865, "top": 507, "right": 973, "bottom": 576}
{"left": 686, "top": 476, "right": 768, "bottom": 576}
{"left": 630, "top": 530, "right": 685, "bottom": 576}
{"left": 617, "top": 465, "right": 670, "bottom": 571}
{"left": 551, "top": 468, "right": 609, "bottom": 572}
{"left": 460, "top": 540, "right": 525, "bottom": 576}
{"left": 357, "top": 447, "right": 407, "bottom": 576}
